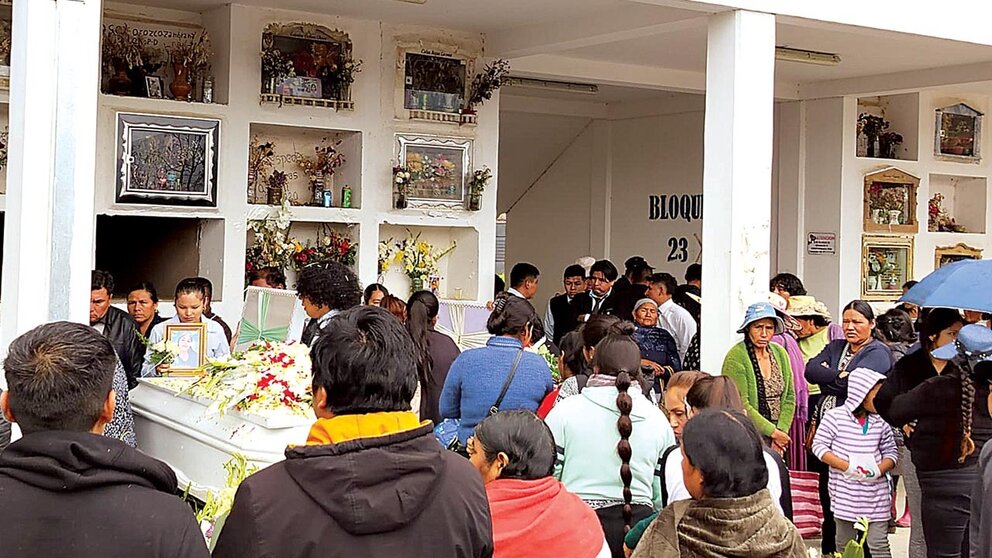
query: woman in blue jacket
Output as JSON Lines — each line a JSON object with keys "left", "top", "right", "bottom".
{"left": 439, "top": 296, "right": 553, "bottom": 445}
{"left": 804, "top": 299, "right": 893, "bottom": 554}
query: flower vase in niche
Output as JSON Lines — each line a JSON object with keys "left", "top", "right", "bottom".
{"left": 468, "top": 193, "right": 482, "bottom": 211}
{"left": 171, "top": 63, "right": 192, "bottom": 101}
{"left": 394, "top": 193, "right": 408, "bottom": 209}
{"left": 411, "top": 277, "right": 424, "bottom": 293}
{"left": 868, "top": 275, "right": 879, "bottom": 290}
{"left": 888, "top": 210, "right": 902, "bottom": 225}
{"left": 873, "top": 209, "right": 886, "bottom": 225}
{"left": 267, "top": 185, "right": 283, "bottom": 206}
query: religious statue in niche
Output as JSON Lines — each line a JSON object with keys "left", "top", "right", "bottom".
{"left": 403, "top": 52, "right": 467, "bottom": 114}
{"left": 935, "top": 103, "right": 983, "bottom": 162}
{"left": 928, "top": 193, "right": 966, "bottom": 232}
{"left": 260, "top": 23, "right": 361, "bottom": 103}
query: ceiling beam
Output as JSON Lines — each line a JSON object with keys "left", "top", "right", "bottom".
{"left": 632, "top": 0, "right": 992, "bottom": 47}
{"left": 508, "top": 53, "right": 800, "bottom": 99}
{"left": 500, "top": 94, "right": 610, "bottom": 118}
{"left": 799, "top": 60, "right": 992, "bottom": 99}
{"left": 488, "top": 4, "right": 707, "bottom": 59}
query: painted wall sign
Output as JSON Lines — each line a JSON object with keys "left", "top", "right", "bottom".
{"left": 648, "top": 194, "right": 703, "bottom": 223}
{"left": 807, "top": 232, "right": 837, "bottom": 255}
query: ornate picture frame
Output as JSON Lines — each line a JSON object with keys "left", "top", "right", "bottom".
{"left": 260, "top": 22, "right": 356, "bottom": 110}
{"left": 115, "top": 113, "right": 220, "bottom": 206}
{"left": 393, "top": 34, "right": 480, "bottom": 125}
{"left": 396, "top": 134, "right": 472, "bottom": 209}
{"left": 863, "top": 167, "right": 919, "bottom": 234}
{"left": 935, "top": 103, "right": 983, "bottom": 163}
{"left": 163, "top": 323, "right": 207, "bottom": 374}
{"left": 862, "top": 234, "right": 914, "bottom": 302}
{"left": 935, "top": 242, "right": 983, "bottom": 269}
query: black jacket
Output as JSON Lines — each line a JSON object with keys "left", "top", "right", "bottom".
{"left": 421, "top": 330, "right": 461, "bottom": 424}
{"left": 875, "top": 348, "right": 992, "bottom": 471}
{"left": 0, "top": 431, "right": 208, "bottom": 558}
{"left": 98, "top": 306, "right": 144, "bottom": 389}
{"left": 549, "top": 294, "right": 574, "bottom": 346}
{"left": 570, "top": 291, "right": 622, "bottom": 324}
{"left": 213, "top": 423, "right": 494, "bottom": 558}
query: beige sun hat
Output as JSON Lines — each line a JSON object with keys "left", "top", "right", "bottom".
{"left": 786, "top": 295, "right": 832, "bottom": 321}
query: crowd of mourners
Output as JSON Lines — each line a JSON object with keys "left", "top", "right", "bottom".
{"left": 0, "top": 257, "right": 991, "bottom": 558}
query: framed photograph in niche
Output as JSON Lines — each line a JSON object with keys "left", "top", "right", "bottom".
{"left": 935, "top": 243, "right": 983, "bottom": 269}
{"left": 396, "top": 134, "right": 471, "bottom": 208}
{"left": 862, "top": 235, "right": 914, "bottom": 301}
{"left": 403, "top": 52, "right": 466, "bottom": 114}
{"left": 863, "top": 167, "right": 919, "bottom": 234}
{"left": 935, "top": 103, "right": 983, "bottom": 163}
{"left": 115, "top": 113, "right": 220, "bottom": 207}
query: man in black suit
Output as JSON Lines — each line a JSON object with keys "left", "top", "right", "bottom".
{"left": 570, "top": 259, "right": 622, "bottom": 326}
{"left": 545, "top": 264, "right": 586, "bottom": 345}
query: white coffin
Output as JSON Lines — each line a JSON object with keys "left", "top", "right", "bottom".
{"left": 129, "top": 378, "right": 311, "bottom": 500}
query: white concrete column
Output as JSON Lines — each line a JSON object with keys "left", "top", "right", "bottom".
{"left": 700, "top": 10, "right": 775, "bottom": 373}
{"left": 1, "top": 0, "right": 102, "bottom": 348}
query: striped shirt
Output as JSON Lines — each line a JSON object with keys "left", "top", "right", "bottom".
{"left": 812, "top": 368, "right": 898, "bottom": 522}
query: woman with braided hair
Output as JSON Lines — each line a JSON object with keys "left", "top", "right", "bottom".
{"left": 876, "top": 319, "right": 992, "bottom": 558}
{"left": 721, "top": 302, "right": 796, "bottom": 455}
{"left": 545, "top": 321, "right": 675, "bottom": 558}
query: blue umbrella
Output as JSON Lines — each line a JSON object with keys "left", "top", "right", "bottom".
{"left": 900, "top": 259, "right": 992, "bottom": 313}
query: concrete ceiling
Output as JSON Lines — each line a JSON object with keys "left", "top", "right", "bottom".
{"left": 125, "top": 0, "right": 626, "bottom": 32}
{"left": 121, "top": 0, "right": 992, "bottom": 99}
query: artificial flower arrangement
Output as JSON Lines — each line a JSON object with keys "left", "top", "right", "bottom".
{"left": 297, "top": 138, "right": 346, "bottom": 203}
{"left": 245, "top": 195, "right": 297, "bottom": 276}
{"left": 291, "top": 225, "right": 358, "bottom": 270}
{"left": 464, "top": 59, "right": 511, "bottom": 114}
{"left": 185, "top": 453, "right": 258, "bottom": 549}
{"left": 392, "top": 164, "right": 412, "bottom": 208}
{"left": 260, "top": 46, "right": 296, "bottom": 88}
{"left": 467, "top": 166, "right": 492, "bottom": 210}
{"left": 379, "top": 229, "right": 456, "bottom": 290}
{"left": 928, "top": 192, "right": 967, "bottom": 232}
{"left": 168, "top": 31, "right": 213, "bottom": 76}
{"left": 183, "top": 341, "right": 313, "bottom": 417}
{"left": 247, "top": 136, "right": 276, "bottom": 199}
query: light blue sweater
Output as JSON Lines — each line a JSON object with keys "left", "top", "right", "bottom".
{"left": 546, "top": 383, "right": 676, "bottom": 510}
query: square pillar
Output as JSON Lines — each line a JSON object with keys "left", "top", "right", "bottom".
{"left": 700, "top": 10, "right": 776, "bottom": 373}
{"left": 1, "top": 0, "right": 102, "bottom": 349}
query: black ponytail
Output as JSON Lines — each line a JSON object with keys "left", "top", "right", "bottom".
{"left": 615, "top": 370, "right": 634, "bottom": 533}
{"left": 406, "top": 291, "right": 440, "bottom": 388}
{"left": 958, "top": 360, "right": 977, "bottom": 463}
{"left": 592, "top": 325, "right": 641, "bottom": 533}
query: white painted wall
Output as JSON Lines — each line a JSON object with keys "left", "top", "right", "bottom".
{"left": 500, "top": 96, "right": 708, "bottom": 317}
{"left": 91, "top": 2, "right": 499, "bottom": 322}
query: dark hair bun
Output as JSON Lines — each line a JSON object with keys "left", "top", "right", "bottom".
{"left": 609, "top": 321, "right": 636, "bottom": 337}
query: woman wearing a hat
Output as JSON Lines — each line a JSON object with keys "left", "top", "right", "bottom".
{"left": 721, "top": 302, "right": 796, "bottom": 455}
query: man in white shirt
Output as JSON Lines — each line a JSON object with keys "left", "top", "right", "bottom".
{"left": 646, "top": 272, "right": 697, "bottom": 361}
{"left": 506, "top": 262, "right": 540, "bottom": 301}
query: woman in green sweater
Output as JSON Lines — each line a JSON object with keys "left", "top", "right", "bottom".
{"left": 722, "top": 302, "right": 796, "bottom": 455}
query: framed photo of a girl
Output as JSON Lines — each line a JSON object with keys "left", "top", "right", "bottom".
{"left": 164, "top": 323, "right": 207, "bottom": 374}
